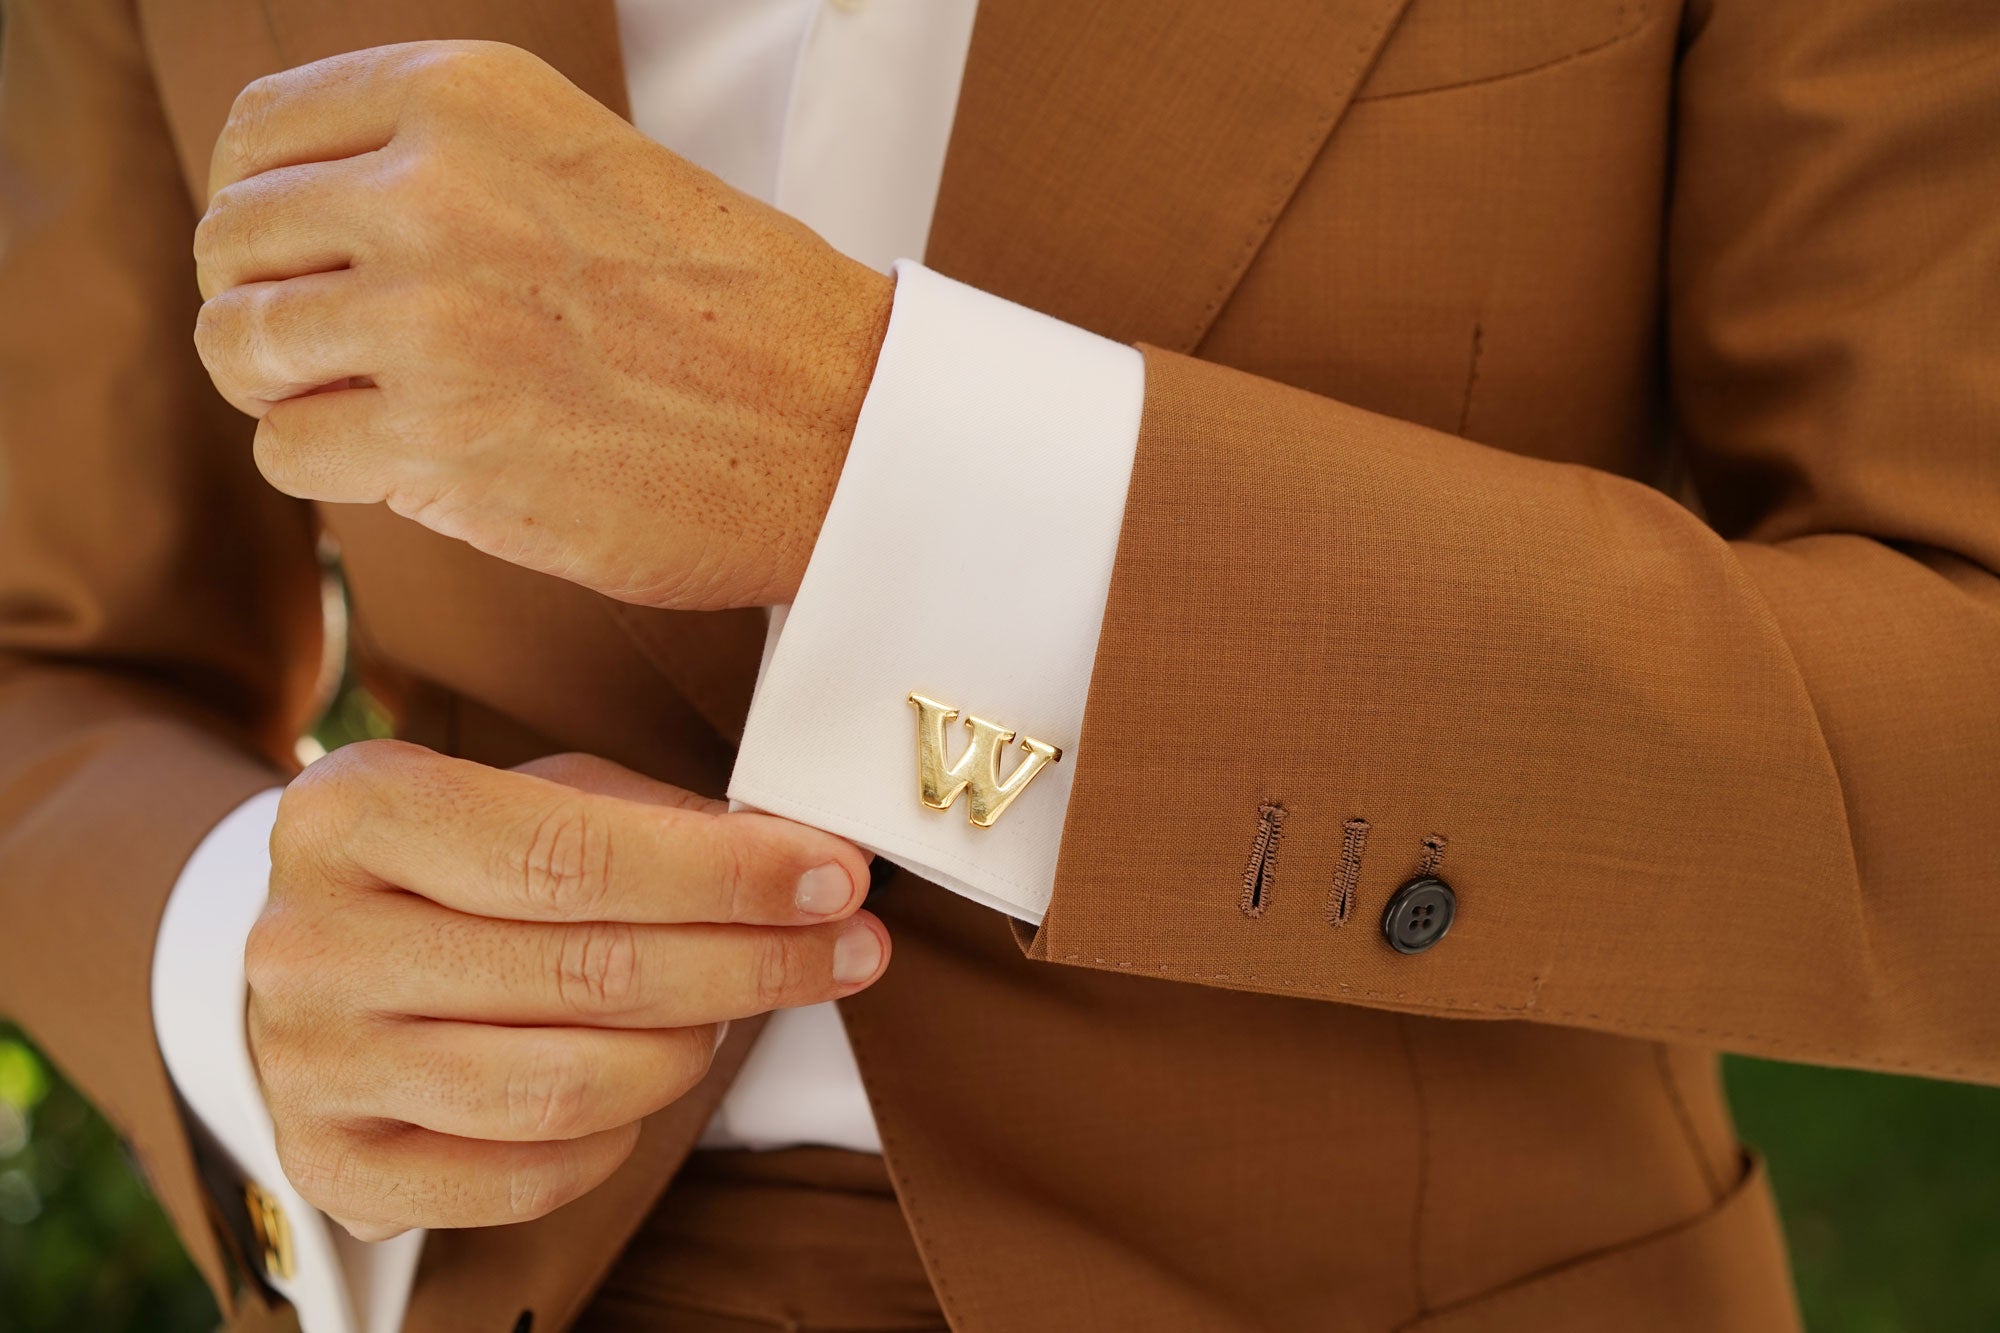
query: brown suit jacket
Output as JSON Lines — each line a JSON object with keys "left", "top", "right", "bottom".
{"left": 3, "top": 0, "right": 1996, "bottom": 1328}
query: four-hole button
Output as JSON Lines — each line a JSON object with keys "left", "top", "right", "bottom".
{"left": 1380, "top": 876, "right": 1456, "bottom": 955}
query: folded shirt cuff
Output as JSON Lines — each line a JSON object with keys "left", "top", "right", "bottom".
{"left": 729, "top": 261, "right": 1144, "bottom": 922}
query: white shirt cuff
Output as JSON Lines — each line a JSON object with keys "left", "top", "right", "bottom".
{"left": 729, "top": 261, "right": 1144, "bottom": 922}
{"left": 151, "top": 788, "right": 423, "bottom": 1333}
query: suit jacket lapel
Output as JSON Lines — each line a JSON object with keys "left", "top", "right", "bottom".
{"left": 926, "top": 0, "right": 1415, "bottom": 352}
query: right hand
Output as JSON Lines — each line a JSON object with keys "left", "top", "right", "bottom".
{"left": 244, "top": 741, "right": 886, "bottom": 1240}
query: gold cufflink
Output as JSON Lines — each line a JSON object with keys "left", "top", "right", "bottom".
{"left": 244, "top": 1180, "right": 295, "bottom": 1280}
{"left": 908, "top": 692, "right": 1061, "bottom": 828}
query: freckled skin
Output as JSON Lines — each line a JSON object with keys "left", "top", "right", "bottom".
{"left": 189, "top": 45, "right": 898, "bottom": 1240}
{"left": 193, "top": 39, "right": 896, "bottom": 611}
{"left": 239, "top": 744, "right": 885, "bottom": 1240}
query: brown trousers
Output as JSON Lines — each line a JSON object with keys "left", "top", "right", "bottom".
{"left": 573, "top": 1150, "right": 946, "bottom": 1332}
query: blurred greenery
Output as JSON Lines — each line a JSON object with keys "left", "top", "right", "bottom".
{"left": 1725, "top": 1059, "right": 2000, "bottom": 1332}
{"left": 1, "top": 1027, "right": 1995, "bottom": 1331}
{"left": 0, "top": 1022, "right": 218, "bottom": 1333}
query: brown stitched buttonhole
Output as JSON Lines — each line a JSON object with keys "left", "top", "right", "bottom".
{"left": 1414, "top": 833, "right": 1448, "bottom": 878}
{"left": 1325, "top": 818, "right": 1372, "bottom": 926}
{"left": 1239, "top": 801, "right": 1287, "bottom": 918}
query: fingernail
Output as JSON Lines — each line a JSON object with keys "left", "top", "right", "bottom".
{"left": 795, "top": 862, "right": 856, "bottom": 917}
{"left": 831, "top": 922, "right": 883, "bottom": 985}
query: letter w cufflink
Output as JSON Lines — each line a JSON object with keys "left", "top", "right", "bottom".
{"left": 907, "top": 692, "right": 1061, "bottom": 828}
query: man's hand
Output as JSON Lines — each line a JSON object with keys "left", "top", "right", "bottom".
{"left": 245, "top": 742, "right": 887, "bottom": 1239}
{"left": 193, "top": 41, "right": 894, "bottom": 610}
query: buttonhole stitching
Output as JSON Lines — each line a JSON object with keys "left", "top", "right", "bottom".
{"left": 1240, "top": 801, "right": 1287, "bottom": 918}
{"left": 1326, "top": 818, "right": 1372, "bottom": 926}
{"left": 1414, "top": 833, "right": 1448, "bottom": 879}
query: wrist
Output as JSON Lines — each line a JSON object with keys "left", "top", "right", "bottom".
{"left": 768, "top": 261, "right": 895, "bottom": 605}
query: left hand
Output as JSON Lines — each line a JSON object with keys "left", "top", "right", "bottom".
{"left": 193, "top": 40, "right": 894, "bottom": 610}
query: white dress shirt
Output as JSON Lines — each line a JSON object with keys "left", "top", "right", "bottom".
{"left": 150, "top": 3, "right": 1144, "bottom": 1330}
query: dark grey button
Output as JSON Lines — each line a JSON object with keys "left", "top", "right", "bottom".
{"left": 1381, "top": 877, "right": 1455, "bottom": 954}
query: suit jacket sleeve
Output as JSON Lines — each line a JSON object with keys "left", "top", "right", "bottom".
{"left": 1029, "top": 0, "right": 2000, "bottom": 1085}
{"left": 0, "top": 0, "right": 323, "bottom": 1307}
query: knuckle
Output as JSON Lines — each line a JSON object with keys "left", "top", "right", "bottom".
{"left": 244, "top": 935, "right": 349, "bottom": 1101}
{"left": 195, "top": 285, "right": 288, "bottom": 397}
{"left": 301, "top": 739, "right": 408, "bottom": 808}
{"left": 245, "top": 998, "right": 298, "bottom": 1096}
{"left": 235, "top": 286, "right": 285, "bottom": 378}
{"left": 250, "top": 418, "right": 295, "bottom": 490}
{"left": 277, "top": 756, "right": 336, "bottom": 820}
{"left": 666, "top": 1029, "right": 717, "bottom": 1099}
{"left": 220, "top": 74, "right": 279, "bottom": 155}
{"left": 505, "top": 1153, "right": 573, "bottom": 1223}
{"left": 406, "top": 41, "right": 507, "bottom": 110}
{"left": 519, "top": 799, "right": 613, "bottom": 919}
{"left": 383, "top": 144, "right": 451, "bottom": 215}
{"left": 242, "top": 909, "right": 300, "bottom": 998}
{"left": 249, "top": 284, "right": 311, "bottom": 383}
{"left": 752, "top": 931, "right": 813, "bottom": 1012}
{"left": 244, "top": 908, "right": 345, "bottom": 1014}
{"left": 274, "top": 740, "right": 425, "bottom": 876}
{"left": 708, "top": 822, "right": 754, "bottom": 924}
{"left": 553, "top": 921, "right": 642, "bottom": 1016}
{"left": 227, "top": 73, "right": 281, "bottom": 129}
{"left": 504, "top": 1039, "right": 591, "bottom": 1140}
{"left": 250, "top": 1020, "right": 328, "bottom": 1131}
{"left": 263, "top": 827, "right": 316, "bottom": 894}
{"left": 273, "top": 763, "right": 350, "bottom": 866}
{"left": 213, "top": 77, "right": 283, "bottom": 195}
{"left": 191, "top": 296, "right": 235, "bottom": 371}
{"left": 507, "top": 1125, "right": 629, "bottom": 1223}
{"left": 197, "top": 179, "right": 272, "bottom": 265}
{"left": 191, "top": 194, "right": 231, "bottom": 268}
{"left": 278, "top": 1124, "right": 365, "bottom": 1215}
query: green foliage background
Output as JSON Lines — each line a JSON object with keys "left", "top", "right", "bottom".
{"left": 2, "top": 1028, "right": 1997, "bottom": 1330}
